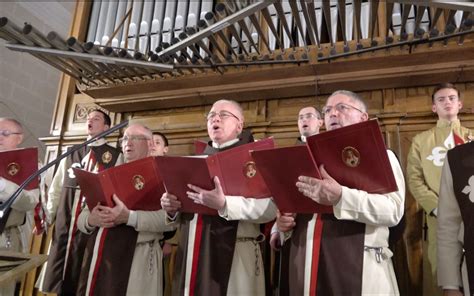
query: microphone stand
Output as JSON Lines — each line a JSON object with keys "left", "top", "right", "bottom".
{"left": 0, "top": 120, "right": 129, "bottom": 233}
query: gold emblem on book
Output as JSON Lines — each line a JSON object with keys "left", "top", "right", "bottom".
{"left": 133, "top": 175, "right": 145, "bottom": 190}
{"left": 102, "top": 151, "right": 112, "bottom": 164}
{"left": 244, "top": 161, "right": 257, "bottom": 178}
{"left": 6, "top": 163, "right": 20, "bottom": 176}
{"left": 342, "top": 147, "right": 360, "bottom": 168}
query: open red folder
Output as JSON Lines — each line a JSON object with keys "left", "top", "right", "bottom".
{"left": 156, "top": 138, "right": 275, "bottom": 215}
{"left": 194, "top": 140, "right": 208, "bottom": 155}
{"left": 0, "top": 147, "right": 38, "bottom": 190}
{"left": 73, "top": 156, "right": 164, "bottom": 211}
{"left": 306, "top": 119, "right": 397, "bottom": 194}
{"left": 251, "top": 120, "right": 397, "bottom": 213}
{"left": 251, "top": 145, "right": 333, "bottom": 214}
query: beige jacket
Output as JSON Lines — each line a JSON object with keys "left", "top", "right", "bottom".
{"left": 407, "top": 119, "right": 472, "bottom": 214}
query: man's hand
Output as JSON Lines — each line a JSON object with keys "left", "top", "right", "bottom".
{"left": 443, "top": 289, "right": 463, "bottom": 296}
{"left": 270, "top": 210, "right": 296, "bottom": 251}
{"left": 269, "top": 232, "right": 281, "bottom": 251}
{"left": 296, "top": 165, "right": 342, "bottom": 206}
{"left": 277, "top": 211, "right": 296, "bottom": 232}
{"left": 100, "top": 195, "right": 130, "bottom": 226}
{"left": 187, "top": 176, "right": 226, "bottom": 211}
{"left": 160, "top": 192, "right": 182, "bottom": 216}
{"left": 87, "top": 203, "right": 114, "bottom": 228}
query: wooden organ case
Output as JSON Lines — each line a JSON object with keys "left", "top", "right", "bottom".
{"left": 2, "top": 1, "right": 474, "bottom": 295}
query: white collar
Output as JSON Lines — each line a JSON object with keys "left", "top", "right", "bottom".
{"left": 86, "top": 137, "right": 107, "bottom": 147}
{"left": 212, "top": 138, "right": 239, "bottom": 149}
{"left": 301, "top": 132, "right": 320, "bottom": 143}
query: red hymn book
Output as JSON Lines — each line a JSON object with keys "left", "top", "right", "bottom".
{"left": 74, "top": 156, "right": 164, "bottom": 211}
{"left": 0, "top": 147, "right": 38, "bottom": 190}
{"left": 251, "top": 119, "right": 397, "bottom": 213}
{"left": 156, "top": 138, "right": 275, "bottom": 215}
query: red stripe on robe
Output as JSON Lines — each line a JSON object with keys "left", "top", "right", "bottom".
{"left": 189, "top": 215, "right": 204, "bottom": 296}
{"left": 309, "top": 215, "right": 324, "bottom": 295}
{"left": 88, "top": 228, "right": 109, "bottom": 296}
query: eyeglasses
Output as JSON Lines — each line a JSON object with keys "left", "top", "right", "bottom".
{"left": 206, "top": 110, "right": 240, "bottom": 121}
{"left": 298, "top": 113, "right": 320, "bottom": 121}
{"left": 322, "top": 103, "right": 364, "bottom": 116}
{"left": 118, "top": 136, "right": 150, "bottom": 146}
{"left": 0, "top": 130, "right": 22, "bottom": 137}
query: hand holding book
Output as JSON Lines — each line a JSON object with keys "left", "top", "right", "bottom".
{"left": 251, "top": 120, "right": 397, "bottom": 213}
{"left": 74, "top": 156, "right": 164, "bottom": 211}
{"left": 156, "top": 138, "right": 274, "bottom": 215}
{"left": 160, "top": 192, "right": 181, "bottom": 217}
{"left": 186, "top": 176, "right": 226, "bottom": 211}
{"left": 87, "top": 194, "right": 130, "bottom": 228}
{"left": 295, "top": 165, "right": 343, "bottom": 206}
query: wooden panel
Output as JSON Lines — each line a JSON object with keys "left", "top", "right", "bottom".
{"left": 81, "top": 40, "right": 474, "bottom": 113}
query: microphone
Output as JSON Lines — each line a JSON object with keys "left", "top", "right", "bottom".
{"left": 0, "top": 120, "right": 129, "bottom": 233}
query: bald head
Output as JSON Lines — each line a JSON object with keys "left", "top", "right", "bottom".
{"left": 0, "top": 118, "right": 24, "bottom": 151}
{"left": 213, "top": 100, "right": 244, "bottom": 121}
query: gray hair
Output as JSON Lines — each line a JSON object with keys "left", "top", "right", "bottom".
{"left": 328, "top": 90, "right": 368, "bottom": 112}
{"left": 213, "top": 99, "right": 244, "bottom": 121}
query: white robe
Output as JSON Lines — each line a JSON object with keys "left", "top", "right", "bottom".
{"left": 219, "top": 196, "right": 277, "bottom": 296}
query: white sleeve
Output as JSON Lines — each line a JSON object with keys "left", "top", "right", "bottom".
{"left": 46, "top": 158, "right": 67, "bottom": 224}
{"left": 333, "top": 150, "right": 405, "bottom": 227}
{"left": 77, "top": 206, "right": 96, "bottom": 234}
{"left": 271, "top": 221, "right": 293, "bottom": 244}
{"left": 437, "top": 155, "right": 463, "bottom": 288}
{"left": 218, "top": 196, "right": 277, "bottom": 223}
{"left": 0, "top": 177, "right": 39, "bottom": 212}
{"left": 133, "top": 209, "right": 177, "bottom": 232}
